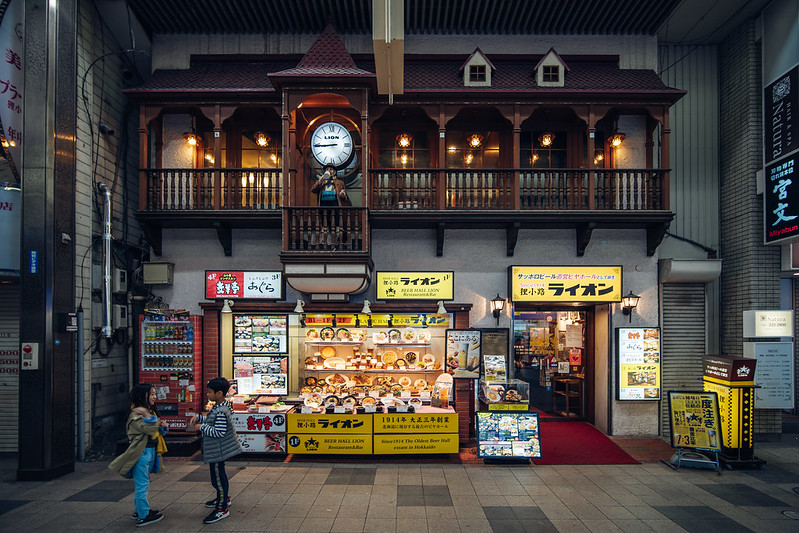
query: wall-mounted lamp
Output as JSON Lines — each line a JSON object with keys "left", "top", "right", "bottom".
{"left": 361, "top": 300, "right": 372, "bottom": 314}
{"left": 490, "top": 294, "right": 506, "bottom": 325}
{"left": 184, "top": 131, "right": 199, "bottom": 146}
{"left": 436, "top": 301, "right": 447, "bottom": 315}
{"left": 293, "top": 299, "right": 305, "bottom": 313}
{"left": 609, "top": 129, "right": 626, "bottom": 147}
{"left": 255, "top": 131, "right": 270, "bottom": 147}
{"left": 467, "top": 133, "right": 483, "bottom": 148}
{"left": 594, "top": 151, "right": 604, "bottom": 164}
{"left": 221, "top": 299, "right": 233, "bottom": 314}
{"left": 538, "top": 132, "right": 555, "bottom": 147}
{"left": 396, "top": 133, "right": 412, "bottom": 148}
{"left": 621, "top": 291, "right": 640, "bottom": 322}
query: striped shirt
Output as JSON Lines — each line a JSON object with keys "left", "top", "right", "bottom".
{"left": 197, "top": 400, "right": 232, "bottom": 438}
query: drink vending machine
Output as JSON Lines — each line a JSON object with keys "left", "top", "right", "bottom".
{"left": 138, "top": 309, "right": 203, "bottom": 433}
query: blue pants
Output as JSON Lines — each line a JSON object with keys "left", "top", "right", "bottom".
{"left": 209, "top": 461, "right": 229, "bottom": 510}
{"left": 133, "top": 447, "right": 156, "bottom": 519}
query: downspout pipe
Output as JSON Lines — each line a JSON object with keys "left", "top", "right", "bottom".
{"left": 98, "top": 183, "right": 112, "bottom": 338}
{"left": 76, "top": 304, "right": 85, "bottom": 461}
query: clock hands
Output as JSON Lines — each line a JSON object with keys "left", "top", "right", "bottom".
{"left": 313, "top": 143, "right": 338, "bottom": 147}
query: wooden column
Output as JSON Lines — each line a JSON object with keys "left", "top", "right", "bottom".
{"left": 587, "top": 107, "right": 596, "bottom": 210}
{"left": 454, "top": 377, "right": 476, "bottom": 443}
{"left": 437, "top": 104, "right": 447, "bottom": 209}
{"left": 138, "top": 106, "right": 149, "bottom": 210}
{"left": 661, "top": 107, "right": 671, "bottom": 210}
{"left": 213, "top": 105, "right": 222, "bottom": 210}
{"left": 512, "top": 105, "right": 521, "bottom": 210}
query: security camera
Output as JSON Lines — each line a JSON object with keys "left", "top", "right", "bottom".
{"left": 98, "top": 122, "right": 115, "bottom": 136}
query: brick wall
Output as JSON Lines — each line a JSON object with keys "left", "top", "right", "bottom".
{"left": 718, "top": 20, "right": 782, "bottom": 436}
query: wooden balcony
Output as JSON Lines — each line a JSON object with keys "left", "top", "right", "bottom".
{"left": 136, "top": 167, "right": 672, "bottom": 258}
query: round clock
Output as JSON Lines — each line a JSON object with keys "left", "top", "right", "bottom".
{"left": 310, "top": 121, "right": 354, "bottom": 167}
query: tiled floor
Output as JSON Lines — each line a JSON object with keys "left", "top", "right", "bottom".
{"left": 0, "top": 441, "right": 797, "bottom": 531}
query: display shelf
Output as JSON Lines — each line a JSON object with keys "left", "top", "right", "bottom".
{"left": 304, "top": 367, "right": 441, "bottom": 374}
{"left": 305, "top": 341, "right": 363, "bottom": 347}
{"left": 553, "top": 376, "right": 582, "bottom": 417}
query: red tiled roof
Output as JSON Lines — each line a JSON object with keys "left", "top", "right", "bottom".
{"left": 269, "top": 23, "right": 374, "bottom": 79}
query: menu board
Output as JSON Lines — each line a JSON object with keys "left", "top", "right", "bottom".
{"left": 445, "top": 329, "right": 481, "bottom": 373}
{"left": 616, "top": 327, "right": 661, "bottom": 400}
{"left": 667, "top": 391, "right": 722, "bottom": 450}
{"left": 484, "top": 355, "right": 507, "bottom": 381}
{"left": 233, "top": 314, "right": 288, "bottom": 354}
{"left": 476, "top": 411, "right": 541, "bottom": 458}
{"left": 745, "top": 342, "right": 795, "bottom": 409}
{"left": 233, "top": 355, "right": 288, "bottom": 395}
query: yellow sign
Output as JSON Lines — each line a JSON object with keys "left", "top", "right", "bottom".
{"left": 288, "top": 414, "right": 373, "bottom": 434}
{"left": 703, "top": 381, "right": 754, "bottom": 449}
{"left": 377, "top": 272, "right": 454, "bottom": 300}
{"left": 373, "top": 433, "right": 459, "bottom": 454}
{"left": 302, "top": 314, "right": 451, "bottom": 328}
{"left": 287, "top": 434, "right": 373, "bottom": 454}
{"left": 373, "top": 413, "right": 458, "bottom": 433}
{"left": 487, "top": 403, "right": 529, "bottom": 411}
{"left": 510, "top": 266, "right": 622, "bottom": 302}
{"left": 667, "top": 391, "right": 722, "bottom": 450}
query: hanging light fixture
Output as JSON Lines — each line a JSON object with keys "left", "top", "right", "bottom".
{"left": 184, "top": 131, "right": 199, "bottom": 146}
{"left": 255, "top": 131, "right": 270, "bottom": 147}
{"left": 609, "top": 129, "right": 626, "bottom": 147}
{"left": 467, "top": 133, "right": 483, "bottom": 148}
{"left": 538, "top": 132, "right": 555, "bottom": 147}
{"left": 594, "top": 151, "right": 604, "bottom": 165}
{"left": 531, "top": 153, "right": 539, "bottom": 164}
{"left": 396, "top": 133, "right": 412, "bottom": 148}
{"left": 400, "top": 152, "right": 409, "bottom": 166}
{"left": 465, "top": 153, "right": 474, "bottom": 165}
{"left": 490, "top": 294, "right": 506, "bottom": 325}
{"left": 436, "top": 301, "right": 447, "bottom": 315}
{"left": 361, "top": 300, "right": 372, "bottom": 314}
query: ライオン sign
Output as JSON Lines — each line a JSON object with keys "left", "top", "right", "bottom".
{"left": 376, "top": 272, "right": 454, "bottom": 300}
{"left": 510, "top": 266, "right": 622, "bottom": 302}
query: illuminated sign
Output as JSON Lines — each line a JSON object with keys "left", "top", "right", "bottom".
{"left": 764, "top": 153, "right": 799, "bottom": 244}
{"left": 742, "top": 310, "right": 793, "bottom": 337}
{"left": 302, "top": 314, "right": 451, "bottom": 328}
{"left": 376, "top": 272, "right": 454, "bottom": 300}
{"left": 764, "top": 65, "right": 798, "bottom": 164}
{"left": 373, "top": 434, "right": 459, "bottom": 454}
{"left": 373, "top": 413, "right": 458, "bottom": 433}
{"left": 205, "top": 271, "right": 284, "bottom": 299}
{"left": 616, "top": 328, "right": 661, "bottom": 400}
{"left": 667, "top": 391, "right": 722, "bottom": 450}
{"left": 702, "top": 381, "right": 754, "bottom": 450}
{"left": 288, "top": 414, "right": 373, "bottom": 434}
{"left": 287, "top": 434, "right": 373, "bottom": 454}
{"left": 510, "top": 266, "right": 622, "bottom": 302}
{"left": 476, "top": 411, "right": 541, "bottom": 458}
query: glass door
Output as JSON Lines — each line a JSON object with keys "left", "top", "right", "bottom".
{"left": 512, "top": 310, "right": 589, "bottom": 418}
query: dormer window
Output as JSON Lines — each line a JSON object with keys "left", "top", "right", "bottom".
{"left": 461, "top": 48, "right": 494, "bottom": 87}
{"left": 543, "top": 65, "right": 559, "bottom": 83}
{"left": 470, "top": 65, "right": 486, "bottom": 83}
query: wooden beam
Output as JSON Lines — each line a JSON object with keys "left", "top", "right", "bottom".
{"left": 576, "top": 222, "right": 596, "bottom": 257}
{"left": 141, "top": 222, "right": 162, "bottom": 257}
{"left": 646, "top": 221, "right": 670, "bottom": 256}
{"left": 507, "top": 221, "right": 520, "bottom": 256}
{"left": 436, "top": 221, "right": 445, "bottom": 256}
{"left": 214, "top": 221, "right": 233, "bottom": 256}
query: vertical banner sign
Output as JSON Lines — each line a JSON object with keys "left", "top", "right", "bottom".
{"left": 376, "top": 272, "right": 454, "bottom": 300}
{"left": 764, "top": 152, "right": 799, "bottom": 244}
{"left": 616, "top": 328, "right": 661, "bottom": 400}
{"left": 0, "top": 0, "right": 23, "bottom": 177}
{"left": 667, "top": 391, "right": 722, "bottom": 450}
{"left": 764, "top": 65, "right": 798, "bottom": 164}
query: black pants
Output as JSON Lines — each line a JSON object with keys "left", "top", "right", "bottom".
{"left": 209, "top": 461, "right": 229, "bottom": 510}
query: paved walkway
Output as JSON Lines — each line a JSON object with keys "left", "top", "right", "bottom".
{"left": 0, "top": 437, "right": 798, "bottom": 532}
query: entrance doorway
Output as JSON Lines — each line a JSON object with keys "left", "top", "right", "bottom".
{"left": 512, "top": 309, "right": 593, "bottom": 420}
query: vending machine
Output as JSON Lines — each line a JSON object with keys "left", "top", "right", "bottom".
{"left": 139, "top": 309, "right": 204, "bottom": 433}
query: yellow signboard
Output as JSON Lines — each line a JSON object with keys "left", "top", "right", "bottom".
{"left": 287, "top": 434, "right": 373, "bottom": 454}
{"left": 510, "top": 266, "right": 622, "bottom": 302}
{"left": 667, "top": 391, "right": 722, "bottom": 450}
{"left": 373, "top": 433, "right": 459, "bottom": 454}
{"left": 702, "top": 381, "right": 754, "bottom": 450}
{"left": 373, "top": 413, "right": 458, "bottom": 433}
{"left": 302, "top": 314, "right": 451, "bottom": 328}
{"left": 377, "top": 272, "right": 454, "bottom": 300}
{"left": 487, "top": 403, "right": 529, "bottom": 411}
{"left": 288, "top": 414, "right": 373, "bottom": 434}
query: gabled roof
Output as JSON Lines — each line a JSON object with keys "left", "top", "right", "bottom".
{"left": 268, "top": 23, "right": 374, "bottom": 79}
{"left": 534, "top": 47, "right": 570, "bottom": 72}
{"left": 459, "top": 48, "right": 496, "bottom": 72}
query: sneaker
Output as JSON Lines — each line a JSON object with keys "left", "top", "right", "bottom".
{"left": 136, "top": 510, "right": 164, "bottom": 527}
{"left": 131, "top": 510, "right": 158, "bottom": 520}
{"left": 203, "top": 508, "right": 229, "bottom": 524}
{"left": 204, "top": 497, "right": 231, "bottom": 509}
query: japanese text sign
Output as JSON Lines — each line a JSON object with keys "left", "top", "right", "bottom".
{"left": 232, "top": 412, "right": 286, "bottom": 433}
{"left": 288, "top": 413, "right": 373, "bottom": 434}
{"left": 616, "top": 327, "right": 661, "bottom": 400}
{"left": 667, "top": 391, "right": 722, "bottom": 450}
{"left": 376, "top": 271, "right": 454, "bottom": 300}
{"left": 510, "top": 266, "right": 622, "bottom": 302}
{"left": 373, "top": 413, "right": 458, "bottom": 433}
{"left": 764, "top": 65, "right": 798, "bottom": 164}
{"left": 764, "top": 152, "right": 799, "bottom": 244}
{"left": 205, "top": 271, "right": 284, "bottom": 299}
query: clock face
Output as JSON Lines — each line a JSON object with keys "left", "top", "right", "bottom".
{"left": 310, "top": 121, "right": 354, "bottom": 167}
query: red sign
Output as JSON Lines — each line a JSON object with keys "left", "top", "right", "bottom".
{"left": 205, "top": 271, "right": 284, "bottom": 300}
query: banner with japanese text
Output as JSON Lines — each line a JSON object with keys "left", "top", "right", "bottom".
{"left": 667, "top": 391, "right": 722, "bottom": 450}
{"left": 376, "top": 271, "right": 454, "bottom": 300}
{"left": 510, "top": 266, "right": 622, "bottom": 302}
{"left": 616, "top": 328, "right": 661, "bottom": 400}
{"left": 287, "top": 433, "right": 373, "bottom": 454}
{"left": 373, "top": 413, "right": 458, "bottom": 433}
{"left": 205, "top": 271, "right": 284, "bottom": 299}
{"left": 302, "top": 314, "right": 451, "bottom": 328}
{"left": 288, "top": 413, "right": 373, "bottom": 434}
{"left": 764, "top": 152, "right": 799, "bottom": 244}
{"left": 373, "top": 433, "right": 459, "bottom": 454}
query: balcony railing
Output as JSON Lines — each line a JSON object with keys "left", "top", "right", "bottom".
{"left": 140, "top": 168, "right": 284, "bottom": 211}
{"left": 140, "top": 168, "right": 665, "bottom": 212}
{"left": 283, "top": 207, "right": 368, "bottom": 252}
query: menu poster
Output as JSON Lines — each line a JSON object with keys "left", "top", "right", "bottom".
{"left": 233, "top": 314, "right": 288, "bottom": 354}
{"left": 667, "top": 391, "right": 722, "bottom": 450}
{"left": 745, "top": 341, "right": 795, "bottom": 409}
{"left": 484, "top": 355, "right": 507, "bottom": 382}
{"left": 616, "top": 327, "right": 661, "bottom": 400}
{"left": 476, "top": 411, "right": 541, "bottom": 458}
{"left": 233, "top": 356, "right": 288, "bottom": 395}
{"left": 445, "top": 329, "right": 481, "bottom": 373}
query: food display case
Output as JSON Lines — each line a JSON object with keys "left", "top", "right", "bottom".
{"left": 479, "top": 379, "right": 530, "bottom": 410}
{"left": 139, "top": 310, "right": 203, "bottom": 432}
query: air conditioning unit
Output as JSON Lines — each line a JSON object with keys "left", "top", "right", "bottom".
{"left": 113, "top": 267, "right": 128, "bottom": 294}
{"left": 112, "top": 304, "right": 128, "bottom": 330}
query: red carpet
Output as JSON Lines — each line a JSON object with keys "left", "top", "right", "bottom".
{"left": 532, "top": 422, "right": 639, "bottom": 465}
